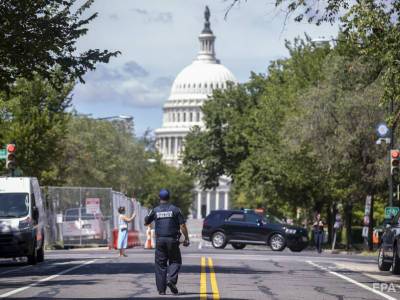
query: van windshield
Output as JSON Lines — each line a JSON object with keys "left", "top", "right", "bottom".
{"left": 0, "top": 193, "right": 29, "bottom": 218}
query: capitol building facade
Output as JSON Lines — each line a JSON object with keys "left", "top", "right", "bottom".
{"left": 155, "top": 7, "right": 237, "bottom": 219}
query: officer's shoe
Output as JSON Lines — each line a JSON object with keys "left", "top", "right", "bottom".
{"left": 167, "top": 282, "right": 179, "bottom": 295}
{"left": 158, "top": 291, "right": 166, "bottom": 295}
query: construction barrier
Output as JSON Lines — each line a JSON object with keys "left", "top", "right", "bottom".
{"left": 112, "top": 229, "right": 142, "bottom": 249}
{"left": 373, "top": 229, "right": 380, "bottom": 245}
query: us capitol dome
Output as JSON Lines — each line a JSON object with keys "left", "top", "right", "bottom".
{"left": 155, "top": 6, "right": 237, "bottom": 219}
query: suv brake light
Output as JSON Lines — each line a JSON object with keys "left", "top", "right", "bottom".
{"left": 203, "top": 219, "right": 208, "bottom": 227}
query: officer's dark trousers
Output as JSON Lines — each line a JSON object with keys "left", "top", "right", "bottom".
{"left": 155, "top": 237, "right": 182, "bottom": 292}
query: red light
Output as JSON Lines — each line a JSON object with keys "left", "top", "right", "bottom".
{"left": 392, "top": 150, "right": 400, "bottom": 159}
{"left": 6, "top": 144, "right": 15, "bottom": 153}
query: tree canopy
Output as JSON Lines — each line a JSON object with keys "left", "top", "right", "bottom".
{"left": 0, "top": 0, "right": 120, "bottom": 90}
{"left": 183, "top": 35, "right": 387, "bottom": 221}
{"left": 56, "top": 115, "right": 194, "bottom": 216}
{"left": 0, "top": 75, "right": 72, "bottom": 184}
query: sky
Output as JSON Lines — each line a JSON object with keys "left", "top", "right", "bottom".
{"left": 72, "top": 0, "right": 339, "bottom": 136}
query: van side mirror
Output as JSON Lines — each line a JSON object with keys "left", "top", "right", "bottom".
{"left": 32, "top": 207, "right": 39, "bottom": 221}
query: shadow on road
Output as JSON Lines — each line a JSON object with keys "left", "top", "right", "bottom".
{"left": 19, "top": 296, "right": 244, "bottom": 300}
{"left": 0, "top": 259, "right": 288, "bottom": 278}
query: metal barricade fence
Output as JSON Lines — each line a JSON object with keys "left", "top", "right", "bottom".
{"left": 42, "top": 186, "right": 148, "bottom": 249}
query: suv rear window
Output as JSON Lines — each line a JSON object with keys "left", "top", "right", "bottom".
{"left": 228, "top": 213, "right": 244, "bottom": 222}
{"left": 206, "top": 212, "right": 227, "bottom": 223}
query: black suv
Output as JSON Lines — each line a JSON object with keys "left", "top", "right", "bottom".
{"left": 378, "top": 213, "right": 400, "bottom": 274}
{"left": 202, "top": 209, "right": 308, "bottom": 251}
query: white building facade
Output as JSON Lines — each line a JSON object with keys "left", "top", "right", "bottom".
{"left": 155, "top": 7, "right": 237, "bottom": 219}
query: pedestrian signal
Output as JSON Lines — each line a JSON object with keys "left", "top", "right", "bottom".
{"left": 6, "top": 144, "right": 16, "bottom": 170}
{"left": 391, "top": 150, "right": 400, "bottom": 176}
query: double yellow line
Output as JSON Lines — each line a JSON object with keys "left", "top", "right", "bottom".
{"left": 200, "top": 257, "right": 220, "bottom": 299}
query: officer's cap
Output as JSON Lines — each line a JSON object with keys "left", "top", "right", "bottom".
{"left": 159, "top": 189, "right": 170, "bottom": 200}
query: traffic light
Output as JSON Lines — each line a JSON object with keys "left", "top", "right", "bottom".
{"left": 391, "top": 149, "right": 400, "bottom": 176}
{"left": 6, "top": 143, "right": 16, "bottom": 170}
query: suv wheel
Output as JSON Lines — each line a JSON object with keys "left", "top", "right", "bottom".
{"left": 392, "top": 244, "right": 400, "bottom": 274}
{"left": 269, "top": 234, "right": 286, "bottom": 251}
{"left": 211, "top": 232, "right": 227, "bottom": 249}
{"left": 378, "top": 247, "right": 391, "bottom": 271}
{"left": 231, "top": 243, "right": 246, "bottom": 250}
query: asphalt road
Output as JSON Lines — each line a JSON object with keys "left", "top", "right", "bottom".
{"left": 1, "top": 243, "right": 400, "bottom": 300}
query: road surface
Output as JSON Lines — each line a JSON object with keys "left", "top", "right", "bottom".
{"left": 0, "top": 243, "right": 399, "bottom": 299}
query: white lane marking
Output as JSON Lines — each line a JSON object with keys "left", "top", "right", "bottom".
{"left": 0, "top": 259, "right": 97, "bottom": 299}
{"left": 306, "top": 261, "right": 397, "bottom": 300}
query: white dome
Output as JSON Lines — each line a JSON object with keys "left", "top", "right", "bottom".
{"left": 155, "top": 6, "right": 238, "bottom": 168}
{"left": 169, "top": 61, "right": 237, "bottom": 100}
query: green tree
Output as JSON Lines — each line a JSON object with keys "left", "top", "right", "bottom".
{"left": 0, "top": 0, "right": 120, "bottom": 90}
{"left": 59, "top": 115, "right": 194, "bottom": 216}
{"left": 59, "top": 115, "right": 148, "bottom": 193}
{"left": 273, "top": 0, "right": 400, "bottom": 122}
{"left": 0, "top": 75, "right": 72, "bottom": 184}
{"left": 287, "top": 48, "right": 387, "bottom": 247}
{"left": 139, "top": 161, "right": 194, "bottom": 217}
{"left": 183, "top": 37, "right": 330, "bottom": 216}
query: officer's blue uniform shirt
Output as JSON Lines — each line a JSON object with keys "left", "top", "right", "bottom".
{"left": 145, "top": 203, "right": 185, "bottom": 238}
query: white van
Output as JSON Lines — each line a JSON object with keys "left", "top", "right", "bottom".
{"left": 0, "top": 177, "right": 45, "bottom": 264}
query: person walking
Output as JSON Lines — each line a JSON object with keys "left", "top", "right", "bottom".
{"left": 144, "top": 189, "right": 190, "bottom": 296}
{"left": 117, "top": 199, "right": 136, "bottom": 257}
{"left": 313, "top": 213, "right": 324, "bottom": 253}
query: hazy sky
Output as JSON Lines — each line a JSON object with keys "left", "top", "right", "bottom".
{"left": 73, "top": 0, "right": 338, "bottom": 136}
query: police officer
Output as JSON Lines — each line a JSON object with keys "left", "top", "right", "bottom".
{"left": 144, "top": 189, "right": 190, "bottom": 296}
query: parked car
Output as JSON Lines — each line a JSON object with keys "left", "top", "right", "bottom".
{"left": 202, "top": 209, "right": 308, "bottom": 251}
{"left": 0, "top": 177, "right": 45, "bottom": 264}
{"left": 378, "top": 212, "right": 400, "bottom": 274}
{"left": 62, "top": 207, "right": 106, "bottom": 246}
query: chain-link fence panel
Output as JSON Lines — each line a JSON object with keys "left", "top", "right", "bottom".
{"left": 43, "top": 186, "right": 149, "bottom": 249}
{"left": 43, "top": 187, "right": 113, "bottom": 248}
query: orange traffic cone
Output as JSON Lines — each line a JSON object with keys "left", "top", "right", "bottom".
{"left": 145, "top": 226, "right": 152, "bottom": 249}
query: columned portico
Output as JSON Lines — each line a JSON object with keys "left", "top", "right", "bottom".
{"left": 192, "top": 176, "right": 231, "bottom": 219}
{"left": 197, "top": 192, "right": 202, "bottom": 219}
